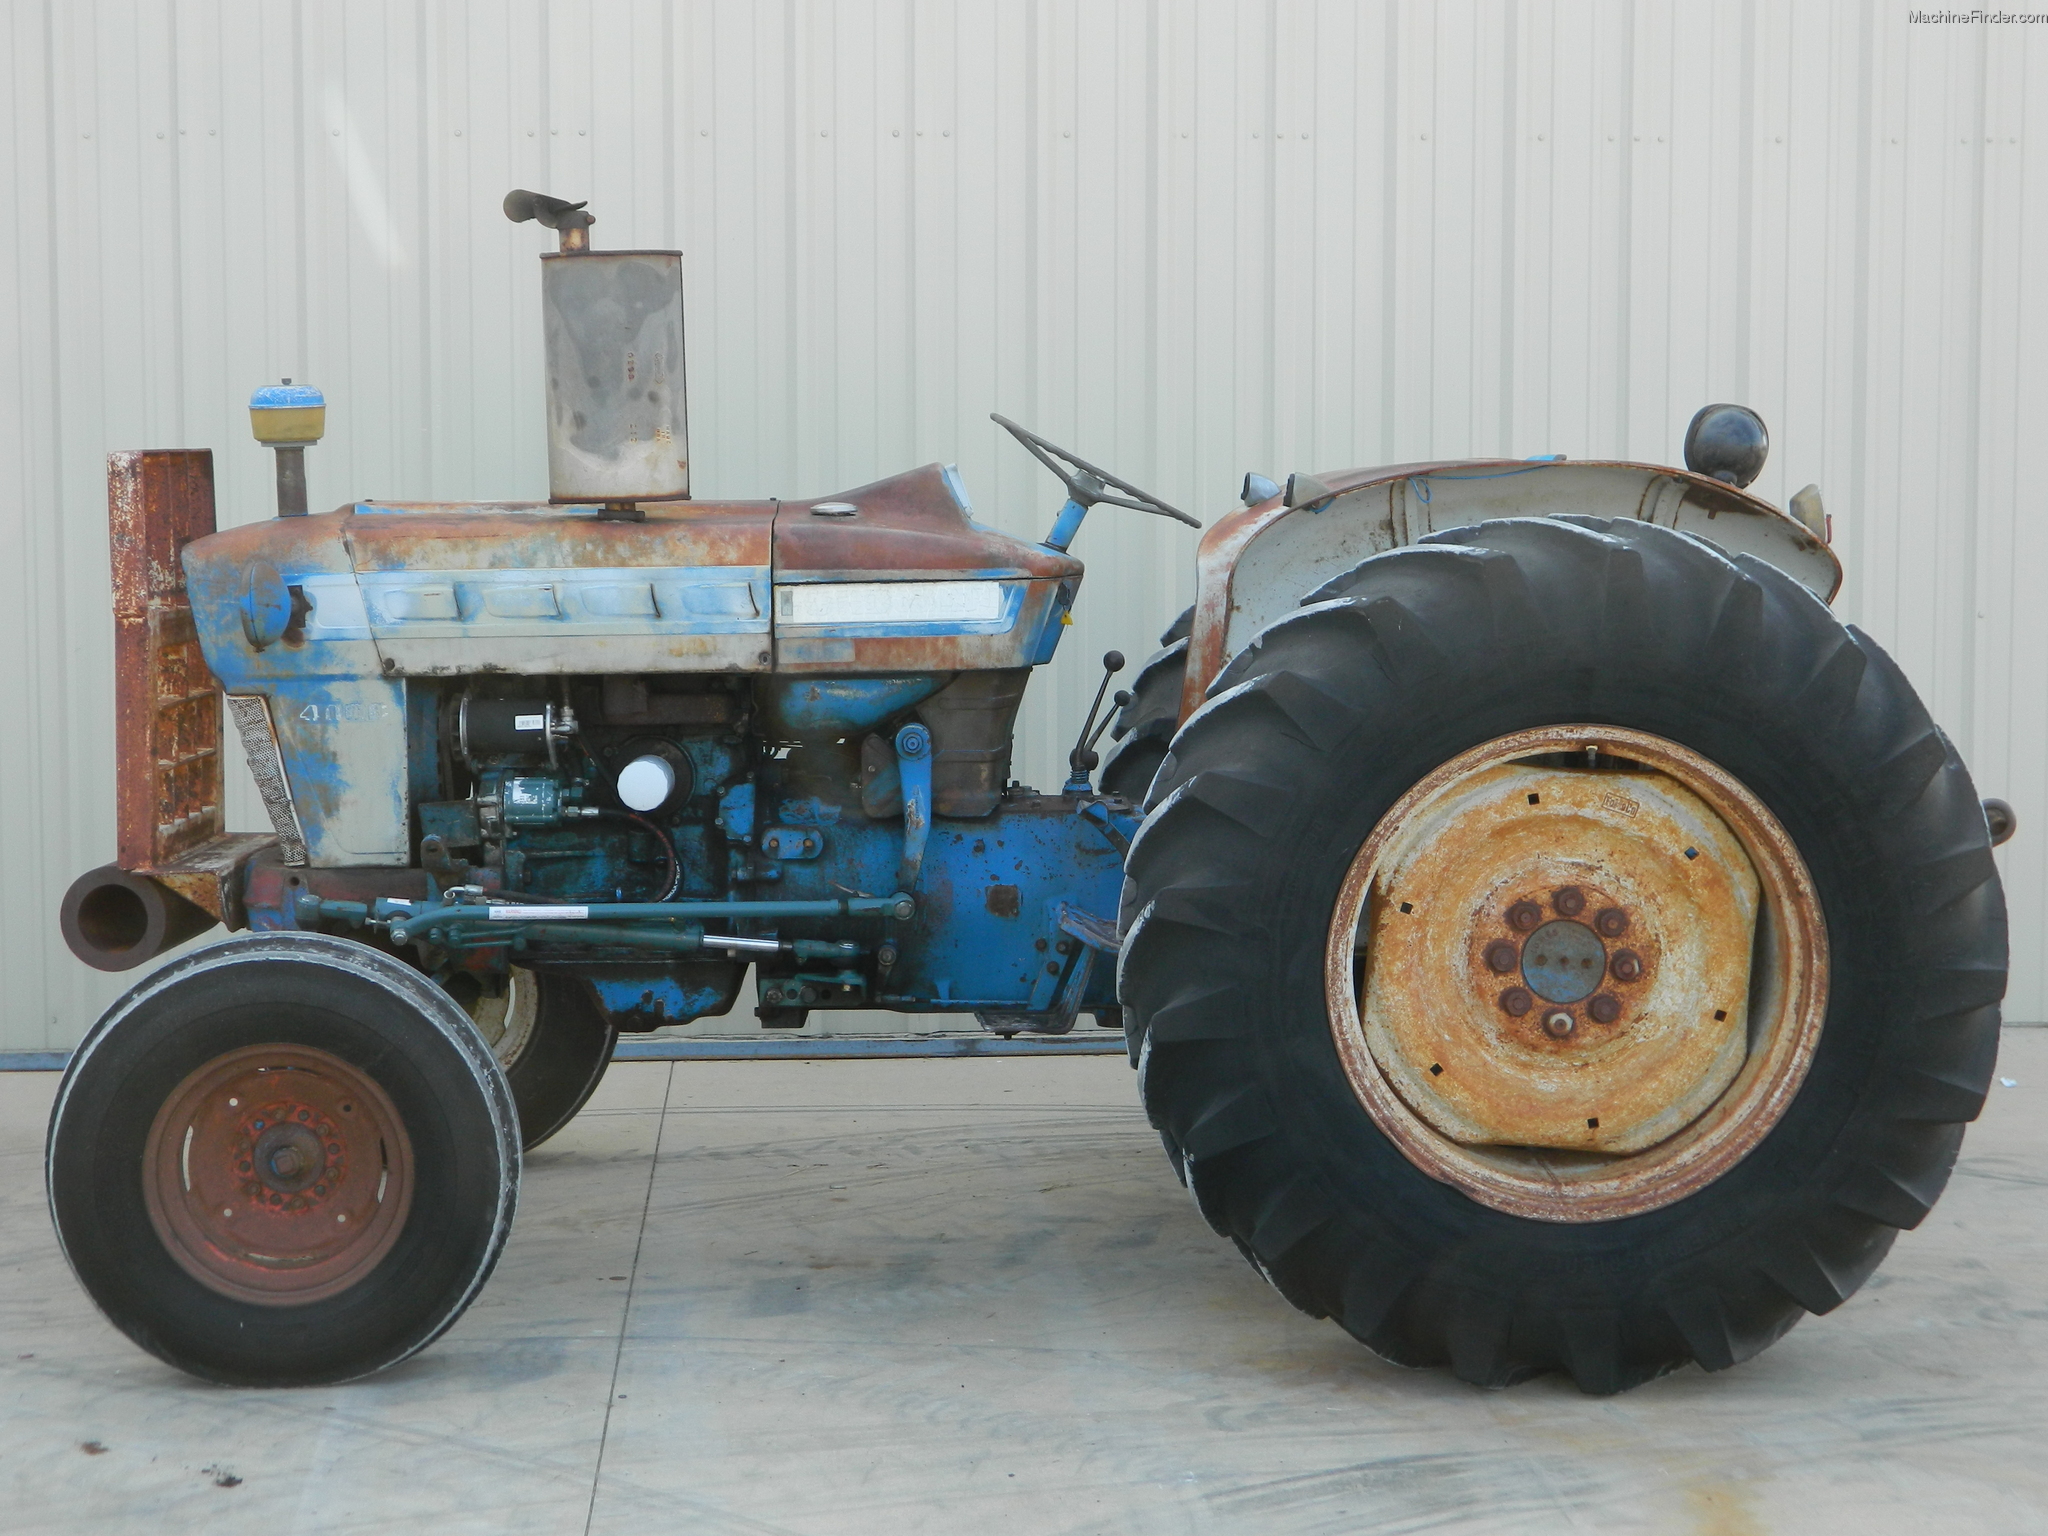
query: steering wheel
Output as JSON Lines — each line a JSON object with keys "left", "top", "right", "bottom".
{"left": 991, "top": 414, "right": 1200, "bottom": 528}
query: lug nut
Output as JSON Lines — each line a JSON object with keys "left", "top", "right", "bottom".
{"left": 1507, "top": 900, "right": 1542, "bottom": 932}
{"left": 1499, "top": 987, "right": 1533, "bottom": 1017}
{"left": 1588, "top": 993, "right": 1621, "bottom": 1024}
{"left": 1552, "top": 886, "right": 1585, "bottom": 917}
{"left": 1594, "top": 907, "right": 1629, "bottom": 937}
{"left": 1610, "top": 949, "right": 1643, "bottom": 982}
{"left": 1543, "top": 1010, "right": 1576, "bottom": 1039}
{"left": 1484, "top": 939, "right": 1519, "bottom": 974}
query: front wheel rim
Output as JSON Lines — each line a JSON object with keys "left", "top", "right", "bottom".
{"left": 141, "top": 1044, "right": 416, "bottom": 1304}
{"left": 1324, "top": 725, "right": 1830, "bottom": 1223}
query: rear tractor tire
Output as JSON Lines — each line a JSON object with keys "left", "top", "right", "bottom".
{"left": 1100, "top": 605, "right": 1194, "bottom": 804}
{"left": 1118, "top": 515, "right": 2006, "bottom": 1393}
{"left": 47, "top": 932, "right": 519, "bottom": 1386}
{"left": 457, "top": 967, "right": 618, "bottom": 1150}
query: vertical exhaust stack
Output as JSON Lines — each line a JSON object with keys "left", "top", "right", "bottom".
{"left": 504, "top": 190, "right": 689, "bottom": 521}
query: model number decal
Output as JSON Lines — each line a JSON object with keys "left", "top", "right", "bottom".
{"left": 297, "top": 702, "right": 395, "bottom": 724}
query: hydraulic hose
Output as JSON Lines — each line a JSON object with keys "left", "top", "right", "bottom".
{"left": 595, "top": 807, "right": 683, "bottom": 902}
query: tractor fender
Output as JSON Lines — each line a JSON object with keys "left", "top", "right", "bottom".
{"left": 1178, "top": 459, "right": 1842, "bottom": 721}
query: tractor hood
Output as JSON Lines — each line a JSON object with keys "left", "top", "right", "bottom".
{"left": 182, "top": 463, "right": 1081, "bottom": 688}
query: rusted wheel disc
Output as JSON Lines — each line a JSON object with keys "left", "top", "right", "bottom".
{"left": 142, "top": 1044, "right": 415, "bottom": 1304}
{"left": 1327, "top": 726, "right": 1829, "bottom": 1222}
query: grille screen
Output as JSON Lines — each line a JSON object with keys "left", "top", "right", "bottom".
{"left": 226, "top": 695, "right": 308, "bottom": 866}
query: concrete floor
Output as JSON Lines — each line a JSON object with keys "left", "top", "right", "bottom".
{"left": 2, "top": 1037, "right": 2045, "bottom": 1535}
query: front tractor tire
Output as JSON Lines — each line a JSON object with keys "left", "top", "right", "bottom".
{"left": 47, "top": 933, "right": 520, "bottom": 1386}
{"left": 1118, "top": 515, "right": 2005, "bottom": 1393}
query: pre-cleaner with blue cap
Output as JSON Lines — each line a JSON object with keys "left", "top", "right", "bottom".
{"left": 249, "top": 379, "right": 324, "bottom": 515}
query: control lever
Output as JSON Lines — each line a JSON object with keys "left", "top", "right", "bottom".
{"left": 1087, "top": 690, "right": 1133, "bottom": 758}
{"left": 1064, "top": 652, "right": 1127, "bottom": 794}
{"left": 895, "top": 723, "right": 933, "bottom": 891}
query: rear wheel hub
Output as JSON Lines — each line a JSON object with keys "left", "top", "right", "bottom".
{"left": 1327, "top": 726, "right": 1828, "bottom": 1221}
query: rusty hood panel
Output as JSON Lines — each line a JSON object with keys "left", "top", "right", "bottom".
{"left": 771, "top": 464, "right": 1081, "bottom": 675}
{"left": 342, "top": 499, "right": 776, "bottom": 674}
{"left": 345, "top": 498, "right": 772, "bottom": 572}
{"left": 773, "top": 463, "right": 1081, "bottom": 582}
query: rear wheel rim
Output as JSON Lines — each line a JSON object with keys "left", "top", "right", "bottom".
{"left": 469, "top": 968, "right": 539, "bottom": 1069}
{"left": 1324, "top": 725, "right": 1829, "bottom": 1222}
{"left": 142, "top": 1043, "right": 416, "bottom": 1304}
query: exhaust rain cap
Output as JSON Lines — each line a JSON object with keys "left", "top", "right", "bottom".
{"left": 505, "top": 189, "right": 594, "bottom": 252}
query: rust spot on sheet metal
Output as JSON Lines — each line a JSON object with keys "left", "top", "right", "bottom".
{"left": 241, "top": 849, "right": 436, "bottom": 915}
{"left": 149, "top": 833, "right": 278, "bottom": 930}
{"left": 773, "top": 464, "right": 1081, "bottom": 581}
{"left": 1182, "top": 496, "right": 1284, "bottom": 724}
{"left": 770, "top": 467, "right": 1079, "bottom": 676}
{"left": 343, "top": 498, "right": 774, "bottom": 572}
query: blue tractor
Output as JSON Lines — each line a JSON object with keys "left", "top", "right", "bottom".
{"left": 50, "top": 192, "right": 2010, "bottom": 1393}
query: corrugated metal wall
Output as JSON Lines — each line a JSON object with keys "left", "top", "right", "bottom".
{"left": 3, "top": 2, "right": 2043, "bottom": 1048}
